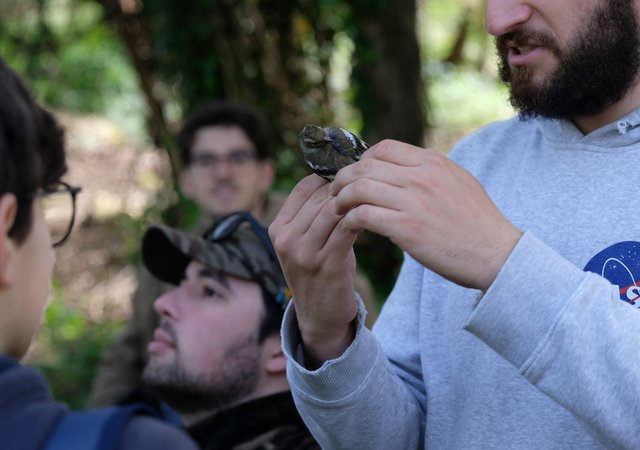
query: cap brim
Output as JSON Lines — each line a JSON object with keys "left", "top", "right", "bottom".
{"left": 142, "top": 224, "right": 255, "bottom": 286}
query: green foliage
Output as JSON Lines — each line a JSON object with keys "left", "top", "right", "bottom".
{"left": 421, "top": 0, "right": 489, "bottom": 64}
{"left": 421, "top": 0, "right": 514, "bottom": 150}
{"left": 157, "top": 190, "right": 202, "bottom": 231}
{"left": 101, "top": 212, "right": 149, "bottom": 266}
{"left": 143, "top": 0, "right": 223, "bottom": 112}
{"left": 4, "top": 0, "right": 519, "bottom": 408}
{"left": 427, "top": 61, "right": 513, "bottom": 151}
{"left": 31, "top": 292, "right": 124, "bottom": 410}
{"left": 0, "top": 0, "right": 146, "bottom": 140}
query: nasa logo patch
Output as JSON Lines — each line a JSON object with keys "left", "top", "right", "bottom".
{"left": 584, "top": 241, "right": 640, "bottom": 307}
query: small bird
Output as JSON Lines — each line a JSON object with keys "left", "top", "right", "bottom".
{"left": 299, "top": 124, "right": 370, "bottom": 181}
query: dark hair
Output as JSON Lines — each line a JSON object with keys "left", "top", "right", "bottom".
{"left": 0, "top": 58, "right": 66, "bottom": 244}
{"left": 257, "top": 287, "right": 285, "bottom": 343}
{"left": 177, "top": 101, "right": 274, "bottom": 166}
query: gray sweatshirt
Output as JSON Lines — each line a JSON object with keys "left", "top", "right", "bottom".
{"left": 281, "top": 110, "right": 640, "bottom": 449}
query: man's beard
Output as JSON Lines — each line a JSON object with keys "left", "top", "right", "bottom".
{"left": 142, "top": 327, "right": 261, "bottom": 414}
{"left": 497, "top": 0, "right": 640, "bottom": 120}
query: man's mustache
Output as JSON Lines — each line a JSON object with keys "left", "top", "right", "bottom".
{"left": 158, "top": 319, "right": 178, "bottom": 346}
{"left": 496, "top": 29, "right": 559, "bottom": 58}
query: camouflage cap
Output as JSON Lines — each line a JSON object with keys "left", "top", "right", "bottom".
{"left": 141, "top": 220, "right": 290, "bottom": 307}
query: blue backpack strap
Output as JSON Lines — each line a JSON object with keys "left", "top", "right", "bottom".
{"left": 45, "top": 403, "right": 157, "bottom": 450}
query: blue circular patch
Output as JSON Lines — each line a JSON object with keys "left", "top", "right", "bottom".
{"left": 584, "top": 241, "right": 640, "bottom": 305}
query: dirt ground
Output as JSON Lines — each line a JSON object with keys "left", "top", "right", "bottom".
{"left": 50, "top": 111, "right": 173, "bottom": 323}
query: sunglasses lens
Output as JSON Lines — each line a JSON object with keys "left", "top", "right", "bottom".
{"left": 210, "top": 214, "right": 242, "bottom": 240}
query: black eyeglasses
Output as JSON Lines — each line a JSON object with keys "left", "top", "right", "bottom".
{"left": 190, "top": 150, "right": 258, "bottom": 171}
{"left": 204, "top": 211, "right": 290, "bottom": 307}
{"left": 24, "top": 181, "right": 82, "bottom": 247}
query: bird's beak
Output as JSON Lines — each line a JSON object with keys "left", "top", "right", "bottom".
{"left": 323, "top": 136, "right": 333, "bottom": 143}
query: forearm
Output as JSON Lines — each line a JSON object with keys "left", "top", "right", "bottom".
{"left": 282, "top": 298, "right": 425, "bottom": 449}
{"left": 466, "top": 231, "right": 640, "bottom": 449}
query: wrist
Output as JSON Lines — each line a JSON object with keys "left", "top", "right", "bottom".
{"left": 300, "top": 320, "right": 356, "bottom": 370}
{"left": 477, "top": 227, "right": 523, "bottom": 291}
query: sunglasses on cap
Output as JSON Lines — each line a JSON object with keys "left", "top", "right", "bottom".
{"left": 203, "top": 211, "right": 291, "bottom": 308}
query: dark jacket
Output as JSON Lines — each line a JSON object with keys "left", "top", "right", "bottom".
{"left": 0, "top": 355, "right": 197, "bottom": 450}
{"left": 187, "top": 392, "right": 320, "bottom": 450}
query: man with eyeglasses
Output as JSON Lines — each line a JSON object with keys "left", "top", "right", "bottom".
{"left": 0, "top": 57, "right": 198, "bottom": 449}
{"left": 139, "top": 212, "right": 319, "bottom": 449}
{"left": 90, "top": 100, "right": 378, "bottom": 407}
{"left": 89, "top": 101, "right": 287, "bottom": 407}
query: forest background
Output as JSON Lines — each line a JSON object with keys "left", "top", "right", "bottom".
{"left": 0, "top": 0, "right": 514, "bottom": 409}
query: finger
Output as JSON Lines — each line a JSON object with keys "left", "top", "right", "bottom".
{"left": 271, "top": 174, "right": 327, "bottom": 227}
{"left": 270, "top": 180, "right": 343, "bottom": 265}
{"left": 279, "top": 178, "right": 337, "bottom": 238}
{"left": 324, "top": 216, "right": 359, "bottom": 255}
{"left": 341, "top": 203, "right": 402, "bottom": 243}
{"left": 305, "top": 196, "right": 359, "bottom": 253}
{"left": 333, "top": 176, "right": 405, "bottom": 217}
{"left": 331, "top": 157, "right": 408, "bottom": 197}
{"left": 330, "top": 141, "right": 440, "bottom": 196}
{"left": 361, "top": 139, "right": 432, "bottom": 166}
{"left": 278, "top": 192, "right": 351, "bottom": 263}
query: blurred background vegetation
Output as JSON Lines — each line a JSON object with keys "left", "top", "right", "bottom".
{"left": 1, "top": 0, "right": 513, "bottom": 409}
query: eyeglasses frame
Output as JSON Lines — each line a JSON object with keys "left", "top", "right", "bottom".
{"left": 188, "top": 149, "right": 259, "bottom": 172}
{"left": 21, "top": 181, "right": 82, "bottom": 247}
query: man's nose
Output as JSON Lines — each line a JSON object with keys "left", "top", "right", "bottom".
{"left": 211, "top": 156, "right": 236, "bottom": 177}
{"left": 486, "top": 0, "right": 533, "bottom": 37}
{"left": 154, "top": 286, "right": 182, "bottom": 318}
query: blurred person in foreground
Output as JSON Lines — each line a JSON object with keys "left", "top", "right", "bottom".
{"left": 269, "top": 0, "right": 640, "bottom": 448}
{"left": 0, "top": 57, "right": 197, "bottom": 449}
{"left": 140, "top": 211, "right": 319, "bottom": 449}
{"left": 90, "top": 100, "right": 377, "bottom": 407}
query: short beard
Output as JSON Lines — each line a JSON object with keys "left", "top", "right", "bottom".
{"left": 142, "top": 332, "right": 261, "bottom": 414}
{"left": 497, "top": 0, "right": 640, "bottom": 120}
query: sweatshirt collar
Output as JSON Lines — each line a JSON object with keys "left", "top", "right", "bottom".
{"left": 537, "top": 107, "right": 640, "bottom": 149}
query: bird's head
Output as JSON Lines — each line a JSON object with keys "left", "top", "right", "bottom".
{"left": 300, "top": 124, "right": 332, "bottom": 149}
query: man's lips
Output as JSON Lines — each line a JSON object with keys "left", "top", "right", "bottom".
{"left": 501, "top": 32, "right": 556, "bottom": 68}
{"left": 148, "top": 328, "right": 175, "bottom": 353}
{"left": 506, "top": 41, "right": 546, "bottom": 66}
{"left": 212, "top": 184, "right": 238, "bottom": 199}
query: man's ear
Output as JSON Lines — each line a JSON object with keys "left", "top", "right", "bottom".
{"left": 0, "top": 194, "right": 17, "bottom": 288}
{"left": 264, "top": 334, "right": 287, "bottom": 375}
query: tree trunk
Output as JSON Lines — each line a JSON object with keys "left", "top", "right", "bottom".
{"left": 94, "top": 0, "right": 179, "bottom": 185}
{"left": 350, "top": 0, "right": 427, "bottom": 299}
{"left": 353, "top": 0, "right": 427, "bottom": 146}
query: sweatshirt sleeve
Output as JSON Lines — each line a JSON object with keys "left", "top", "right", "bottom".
{"left": 280, "top": 256, "right": 427, "bottom": 450}
{"left": 465, "top": 231, "right": 640, "bottom": 449}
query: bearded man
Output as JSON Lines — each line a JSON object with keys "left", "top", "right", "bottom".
{"left": 268, "top": 0, "right": 640, "bottom": 448}
{"left": 140, "top": 212, "right": 319, "bottom": 450}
